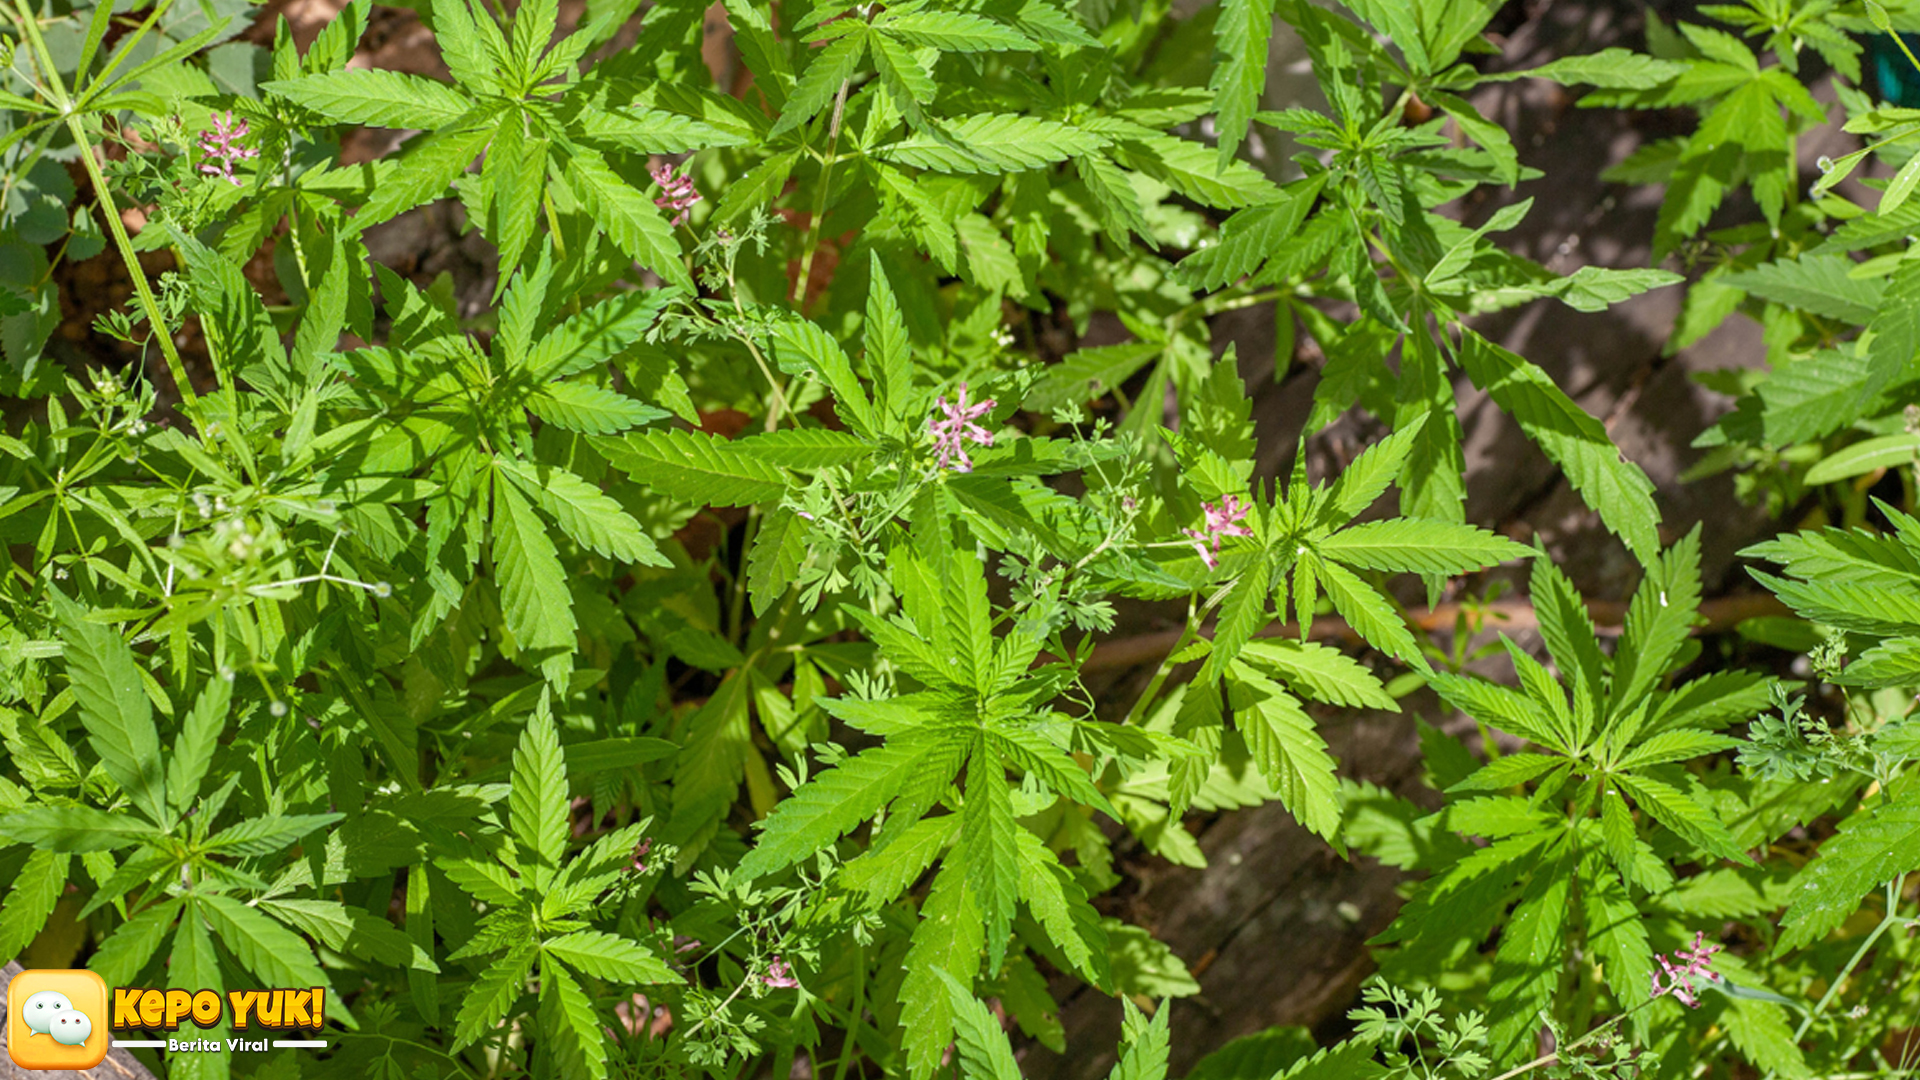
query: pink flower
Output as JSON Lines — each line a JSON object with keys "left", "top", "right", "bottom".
{"left": 929, "top": 383, "right": 996, "bottom": 472}
{"left": 1182, "top": 494, "right": 1254, "bottom": 569}
{"left": 761, "top": 957, "right": 799, "bottom": 989}
{"left": 628, "top": 837, "right": 652, "bottom": 873}
{"left": 199, "top": 111, "right": 258, "bottom": 186}
{"left": 1650, "top": 931, "right": 1723, "bottom": 1008}
{"left": 650, "top": 161, "right": 701, "bottom": 226}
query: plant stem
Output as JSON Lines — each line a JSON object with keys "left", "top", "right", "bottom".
{"left": 680, "top": 971, "right": 755, "bottom": 1042}
{"left": 1486, "top": 1000, "right": 1652, "bottom": 1080}
{"left": 829, "top": 940, "right": 867, "bottom": 1080}
{"left": 790, "top": 76, "right": 850, "bottom": 311}
{"left": 1759, "top": 872, "right": 1910, "bottom": 1080}
{"left": 9, "top": 0, "right": 197, "bottom": 407}
{"left": 1118, "top": 592, "right": 1201, "bottom": 729}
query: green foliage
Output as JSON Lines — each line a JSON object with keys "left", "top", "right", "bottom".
{"left": 3, "top": 0, "right": 1916, "bottom": 1075}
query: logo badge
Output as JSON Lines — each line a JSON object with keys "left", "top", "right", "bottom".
{"left": 8, "top": 970, "right": 108, "bottom": 1070}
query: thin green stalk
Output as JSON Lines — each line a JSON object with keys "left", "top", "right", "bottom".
{"left": 9, "top": 0, "right": 197, "bottom": 407}
{"left": 1758, "top": 872, "right": 1907, "bottom": 1080}
{"left": 1118, "top": 591, "right": 1202, "bottom": 729}
{"left": 790, "top": 76, "right": 851, "bottom": 311}
{"left": 1485, "top": 998, "right": 1655, "bottom": 1080}
{"left": 829, "top": 941, "right": 867, "bottom": 1080}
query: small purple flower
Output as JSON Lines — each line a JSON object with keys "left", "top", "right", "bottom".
{"left": 929, "top": 383, "right": 996, "bottom": 472}
{"left": 761, "top": 957, "right": 799, "bottom": 989}
{"left": 1182, "top": 495, "right": 1254, "bottom": 569}
{"left": 650, "top": 161, "right": 701, "bottom": 226}
{"left": 629, "top": 837, "right": 652, "bottom": 873}
{"left": 199, "top": 111, "right": 258, "bottom": 186}
{"left": 1650, "top": 931, "right": 1723, "bottom": 1008}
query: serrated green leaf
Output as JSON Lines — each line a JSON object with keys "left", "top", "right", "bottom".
{"left": 88, "top": 896, "right": 183, "bottom": 987}
{"left": 1226, "top": 666, "right": 1341, "bottom": 844}
{"left": 880, "top": 11, "right": 1034, "bottom": 51}
{"left": 1208, "top": 0, "right": 1273, "bottom": 166}
{"left": 540, "top": 962, "right": 609, "bottom": 1080}
{"left": 747, "top": 506, "right": 808, "bottom": 617}
{"left": 1314, "top": 558, "right": 1429, "bottom": 674}
{"left": 770, "top": 318, "right": 877, "bottom": 437}
{"left": 355, "top": 122, "right": 497, "bottom": 232}
{"left": 730, "top": 428, "right": 875, "bottom": 468}
{"left": 1115, "top": 131, "right": 1281, "bottom": 208}
{"left": 935, "top": 968, "right": 1022, "bottom": 1080}
{"left": 527, "top": 381, "right": 669, "bottom": 434}
{"left": 1614, "top": 772, "right": 1750, "bottom": 866}
{"left": 494, "top": 480, "right": 578, "bottom": 684}
{"left": 881, "top": 114, "right": 1106, "bottom": 174}
{"left": 1237, "top": 639, "right": 1397, "bottom": 711}
{"left": 961, "top": 762, "right": 1021, "bottom": 972}
{"left": 1486, "top": 846, "right": 1572, "bottom": 1064}
{"left": 264, "top": 69, "right": 474, "bottom": 127}
{"left": 1319, "top": 412, "right": 1425, "bottom": 526}
{"left": 543, "top": 929, "right": 680, "bottom": 984}
{"left": 1778, "top": 783, "right": 1920, "bottom": 951}
{"left": 772, "top": 31, "right": 866, "bottom": 138}
{"left": 0, "top": 806, "right": 160, "bottom": 851}
{"left": 1613, "top": 528, "right": 1702, "bottom": 715}
{"left": 454, "top": 944, "right": 536, "bottom": 1049}
{"left": 1457, "top": 331, "right": 1659, "bottom": 563}
{"left": 202, "top": 813, "right": 343, "bottom": 856}
{"left": 51, "top": 587, "right": 166, "bottom": 825}
{"left": 0, "top": 849, "right": 69, "bottom": 958}
{"left": 167, "top": 675, "right": 230, "bottom": 813}
{"left": 737, "top": 734, "right": 958, "bottom": 880}
{"left": 561, "top": 146, "right": 691, "bottom": 290}
{"left": 499, "top": 457, "right": 668, "bottom": 566}
{"left": 510, "top": 695, "right": 568, "bottom": 888}
{"left": 201, "top": 892, "right": 334, "bottom": 992}
{"left": 596, "top": 428, "right": 790, "bottom": 506}
{"left": 1176, "top": 175, "right": 1325, "bottom": 291}
{"left": 526, "top": 290, "right": 673, "bottom": 380}
{"left": 1724, "top": 254, "right": 1884, "bottom": 323}
{"left": 1485, "top": 48, "right": 1686, "bottom": 89}
{"left": 900, "top": 861, "right": 985, "bottom": 1080}
{"left": 1318, "top": 518, "right": 1533, "bottom": 576}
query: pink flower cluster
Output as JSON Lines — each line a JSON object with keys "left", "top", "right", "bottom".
{"left": 650, "top": 161, "right": 701, "bottom": 226}
{"left": 1650, "top": 931, "right": 1723, "bottom": 1008}
{"left": 628, "top": 837, "right": 652, "bottom": 873}
{"left": 1183, "top": 495, "right": 1254, "bottom": 569}
{"left": 761, "top": 957, "right": 799, "bottom": 989}
{"left": 929, "top": 383, "right": 996, "bottom": 472}
{"left": 200, "top": 111, "right": 258, "bottom": 186}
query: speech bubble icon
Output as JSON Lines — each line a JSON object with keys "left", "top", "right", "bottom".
{"left": 20, "top": 990, "right": 72, "bottom": 1036}
{"left": 49, "top": 1011, "right": 91, "bottom": 1046}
